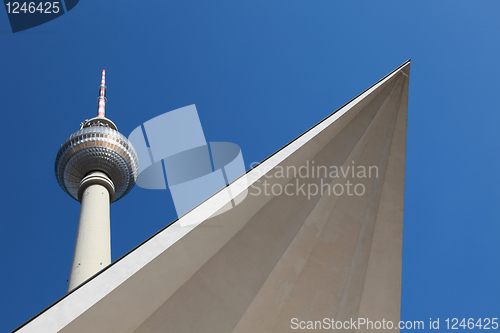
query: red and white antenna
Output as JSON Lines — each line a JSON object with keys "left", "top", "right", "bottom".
{"left": 97, "top": 69, "right": 107, "bottom": 117}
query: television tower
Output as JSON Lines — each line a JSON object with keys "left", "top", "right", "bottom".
{"left": 55, "top": 70, "right": 139, "bottom": 292}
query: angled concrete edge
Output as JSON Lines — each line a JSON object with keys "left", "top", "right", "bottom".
{"left": 14, "top": 60, "right": 410, "bottom": 333}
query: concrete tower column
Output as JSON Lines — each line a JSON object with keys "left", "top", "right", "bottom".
{"left": 55, "top": 70, "right": 139, "bottom": 293}
{"left": 67, "top": 171, "right": 115, "bottom": 292}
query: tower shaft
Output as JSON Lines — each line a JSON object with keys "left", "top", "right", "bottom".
{"left": 67, "top": 172, "right": 114, "bottom": 292}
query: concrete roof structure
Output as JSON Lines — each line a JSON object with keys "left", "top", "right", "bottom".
{"left": 14, "top": 60, "right": 410, "bottom": 333}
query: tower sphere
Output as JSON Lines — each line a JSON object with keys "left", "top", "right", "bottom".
{"left": 54, "top": 70, "right": 139, "bottom": 203}
{"left": 55, "top": 118, "right": 139, "bottom": 202}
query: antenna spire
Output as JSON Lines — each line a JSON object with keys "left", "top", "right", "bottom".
{"left": 97, "top": 69, "right": 107, "bottom": 117}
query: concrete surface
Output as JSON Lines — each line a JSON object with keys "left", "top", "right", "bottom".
{"left": 14, "top": 61, "right": 410, "bottom": 333}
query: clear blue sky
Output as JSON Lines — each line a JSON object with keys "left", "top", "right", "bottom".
{"left": 1, "top": 1, "right": 499, "bottom": 331}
